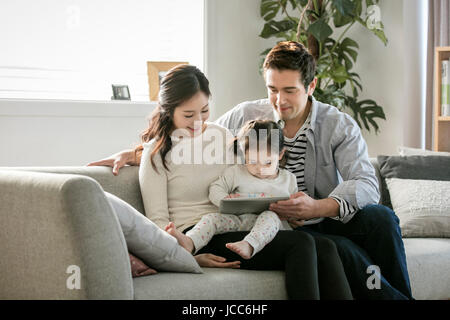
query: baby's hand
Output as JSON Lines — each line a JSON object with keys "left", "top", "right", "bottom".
{"left": 225, "top": 193, "right": 241, "bottom": 199}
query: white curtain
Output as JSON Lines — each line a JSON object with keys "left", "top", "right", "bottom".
{"left": 402, "top": 0, "right": 428, "bottom": 149}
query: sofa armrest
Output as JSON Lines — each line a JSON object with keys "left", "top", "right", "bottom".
{"left": 0, "top": 165, "right": 145, "bottom": 215}
{"left": 0, "top": 170, "right": 134, "bottom": 299}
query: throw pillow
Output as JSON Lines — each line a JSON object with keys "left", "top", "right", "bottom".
{"left": 129, "top": 252, "right": 157, "bottom": 277}
{"left": 377, "top": 155, "right": 450, "bottom": 208}
{"left": 385, "top": 178, "right": 450, "bottom": 238}
{"left": 397, "top": 146, "right": 450, "bottom": 157}
{"left": 105, "top": 191, "right": 203, "bottom": 274}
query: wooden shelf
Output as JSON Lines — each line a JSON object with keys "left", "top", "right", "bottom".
{"left": 433, "top": 47, "right": 450, "bottom": 152}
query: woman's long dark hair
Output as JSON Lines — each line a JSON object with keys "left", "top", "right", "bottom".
{"left": 134, "top": 64, "right": 211, "bottom": 172}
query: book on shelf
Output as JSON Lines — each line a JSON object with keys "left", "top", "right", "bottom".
{"left": 442, "top": 59, "right": 450, "bottom": 117}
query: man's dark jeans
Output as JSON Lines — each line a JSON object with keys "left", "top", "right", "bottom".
{"left": 295, "top": 204, "right": 414, "bottom": 300}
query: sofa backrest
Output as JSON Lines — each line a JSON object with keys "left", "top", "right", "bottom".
{"left": 370, "top": 158, "right": 384, "bottom": 205}
{"left": 0, "top": 166, "right": 146, "bottom": 215}
{"left": 0, "top": 158, "right": 384, "bottom": 214}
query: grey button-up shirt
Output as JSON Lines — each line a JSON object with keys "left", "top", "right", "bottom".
{"left": 214, "top": 96, "right": 380, "bottom": 224}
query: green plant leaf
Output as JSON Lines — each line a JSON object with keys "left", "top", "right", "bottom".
{"left": 316, "top": 60, "right": 329, "bottom": 74}
{"left": 341, "top": 37, "right": 359, "bottom": 50}
{"left": 356, "top": 17, "right": 388, "bottom": 46}
{"left": 371, "top": 24, "right": 388, "bottom": 45}
{"left": 342, "top": 54, "right": 353, "bottom": 70}
{"left": 347, "top": 98, "right": 386, "bottom": 133}
{"left": 260, "top": 23, "right": 277, "bottom": 38}
{"left": 296, "top": 0, "right": 309, "bottom": 6}
{"left": 348, "top": 72, "right": 363, "bottom": 91}
{"left": 288, "top": 0, "right": 300, "bottom": 9}
{"left": 307, "top": 18, "right": 333, "bottom": 43}
{"left": 258, "top": 0, "right": 387, "bottom": 133}
{"left": 354, "top": 0, "right": 363, "bottom": 17}
{"left": 259, "top": 48, "right": 273, "bottom": 74}
{"left": 335, "top": 37, "right": 358, "bottom": 70}
{"left": 333, "top": 9, "right": 354, "bottom": 27}
{"left": 306, "top": 8, "right": 321, "bottom": 20}
{"left": 332, "top": 0, "right": 355, "bottom": 17}
{"left": 314, "top": 86, "right": 348, "bottom": 110}
{"left": 330, "top": 64, "right": 349, "bottom": 83}
{"left": 261, "top": 0, "right": 281, "bottom": 21}
{"left": 260, "top": 19, "right": 298, "bottom": 38}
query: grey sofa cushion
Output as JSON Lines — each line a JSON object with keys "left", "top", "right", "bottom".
{"left": 133, "top": 268, "right": 287, "bottom": 300}
{"left": 403, "top": 238, "right": 450, "bottom": 300}
{"left": 132, "top": 238, "right": 450, "bottom": 300}
{"left": 385, "top": 178, "right": 450, "bottom": 237}
{"left": 105, "top": 192, "right": 202, "bottom": 274}
{"left": 377, "top": 155, "right": 450, "bottom": 208}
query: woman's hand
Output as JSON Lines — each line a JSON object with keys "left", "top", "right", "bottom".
{"left": 86, "top": 149, "right": 137, "bottom": 176}
{"left": 194, "top": 253, "right": 241, "bottom": 268}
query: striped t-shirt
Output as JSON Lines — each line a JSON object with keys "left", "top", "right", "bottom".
{"left": 280, "top": 112, "right": 358, "bottom": 222}
{"left": 283, "top": 113, "right": 310, "bottom": 193}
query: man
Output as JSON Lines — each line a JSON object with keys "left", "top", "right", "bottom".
{"left": 215, "top": 41, "right": 412, "bottom": 300}
{"left": 89, "top": 41, "right": 413, "bottom": 299}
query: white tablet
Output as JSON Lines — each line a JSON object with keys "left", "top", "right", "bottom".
{"left": 219, "top": 196, "right": 290, "bottom": 215}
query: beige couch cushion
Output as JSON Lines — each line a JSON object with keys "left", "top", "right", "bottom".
{"left": 133, "top": 268, "right": 287, "bottom": 300}
{"left": 404, "top": 238, "right": 450, "bottom": 300}
{"left": 132, "top": 238, "right": 450, "bottom": 300}
{"left": 386, "top": 178, "right": 450, "bottom": 238}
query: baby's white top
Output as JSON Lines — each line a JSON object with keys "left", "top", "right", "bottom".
{"left": 209, "top": 164, "right": 298, "bottom": 207}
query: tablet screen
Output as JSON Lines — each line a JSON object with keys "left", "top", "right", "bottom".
{"left": 219, "top": 196, "right": 289, "bottom": 215}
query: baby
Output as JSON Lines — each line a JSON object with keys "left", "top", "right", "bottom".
{"left": 166, "top": 120, "right": 298, "bottom": 259}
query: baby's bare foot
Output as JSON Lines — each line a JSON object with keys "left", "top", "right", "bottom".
{"left": 226, "top": 241, "right": 254, "bottom": 259}
{"left": 165, "top": 222, "right": 195, "bottom": 254}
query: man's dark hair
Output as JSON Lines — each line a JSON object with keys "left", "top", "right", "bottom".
{"left": 263, "top": 41, "right": 316, "bottom": 89}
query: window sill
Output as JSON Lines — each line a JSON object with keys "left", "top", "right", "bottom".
{"left": 0, "top": 98, "right": 157, "bottom": 118}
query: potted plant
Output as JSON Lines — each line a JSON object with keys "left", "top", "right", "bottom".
{"left": 259, "top": 0, "right": 387, "bottom": 132}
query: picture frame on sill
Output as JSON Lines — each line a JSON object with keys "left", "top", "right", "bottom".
{"left": 147, "top": 61, "right": 188, "bottom": 101}
{"left": 111, "top": 85, "right": 131, "bottom": 100}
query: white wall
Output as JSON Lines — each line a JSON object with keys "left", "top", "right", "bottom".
{"left": 0, "top": 99, "right": 154, "bottom": 166}
{"left": 206, "top": 0, "right": 426, "bottom": 157}
{"left": 348, "top": 0, "right": 427, "bottom": 156}
{"left": 205, "top": 0, "right": 274, "bottom": 121}
{"left": 0, "top": 0, "right": 425, "bottom": 166}
{"left": 346, "top": 0, "right": 405, "bottom": 156}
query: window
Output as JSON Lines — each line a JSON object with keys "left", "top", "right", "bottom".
{"left": 0, "top": 0, "right": 204, "bottom": 101}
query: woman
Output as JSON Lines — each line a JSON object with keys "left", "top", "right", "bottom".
{"left": 88, "top": 64, "right": 352, "bottom": 300}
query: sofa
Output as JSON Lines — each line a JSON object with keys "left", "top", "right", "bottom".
{"left": 0, "top": 159, "right": 449, "bottom": 300}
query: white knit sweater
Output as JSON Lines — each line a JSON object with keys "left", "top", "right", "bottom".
{"left": 139, "top": 122, "right": 233, "bottom": 232}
